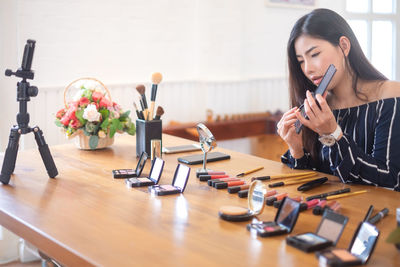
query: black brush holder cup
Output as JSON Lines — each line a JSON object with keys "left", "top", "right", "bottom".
{"left": 136, "top": 119, "right": 162, "bottom": 157}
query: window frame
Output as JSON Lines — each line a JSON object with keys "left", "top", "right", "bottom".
{"left": 344, "top": 0, "right": 399, "bottom": 80}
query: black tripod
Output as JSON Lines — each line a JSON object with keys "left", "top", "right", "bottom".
{"left": 0, "top": 39, "right": 58, "bottom": 185}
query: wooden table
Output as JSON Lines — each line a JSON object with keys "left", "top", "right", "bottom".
{"left": 0, "top": 134, "right": 399, "bottom": 266}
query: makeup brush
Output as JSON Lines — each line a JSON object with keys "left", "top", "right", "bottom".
{"left": 149, "top": 72, "right": 163, "bottom": 121}
{"left": 136, "top": 84, "right": 148, "bottom": 120}
{"left": 154, "top": 106, "right": 164, "bottom": 120}
{"left": 133, "top": 102, "right": 144, "bottom": 120}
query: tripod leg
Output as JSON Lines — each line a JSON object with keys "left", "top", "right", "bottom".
{"left": 33, "top": 126, "right": 58, "bottom": 178}
{"left": 0, "top": 127, "right": 21, "bottom": 185}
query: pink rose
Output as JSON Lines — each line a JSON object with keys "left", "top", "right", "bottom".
{"left": 79, "top": 97, "right": 90, "bottom": 107}
{"left": 99, "top": 98, "right": 112, "bottom": 108}
{"left": 56, "top": 109, "right": 65, "bottom": 119}
{"left": 60, "top": 115, "right": 70, "bottom": 126}
{"left": 92, "top": 91, "right": 103, "bottom": 102}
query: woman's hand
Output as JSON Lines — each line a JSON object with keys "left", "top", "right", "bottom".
{"left": 277, "top": 107, "right": 304, "bottom": 158}
{"left": 295, "top": 90, "right": 337, "bottom": 135}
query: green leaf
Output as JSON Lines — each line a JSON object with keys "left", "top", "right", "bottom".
{"left": 126, "top": 122, "right": 136, "bottom": 135}
{"left": 89, "top": 135, "right": 99, "bottom": 149}
{"left": 75, "top": 109, "right": 86, "bottom": 125}
{"left": 82, "top": 89, "right": 92, "bottom": 100}
{"left": 99, "top": 109, "right": 110, "bottom": 121}
{"left": 109, "top": 118, "right": 122, "bottom": 138}
{"left": 100, "top": 118, "right": 109, "bottom": 131}
{"left": 119, "top": 110, "right": 130, "bottom": 121}
{"left": 55, "top": 119, "right": 63, "bottom": 127}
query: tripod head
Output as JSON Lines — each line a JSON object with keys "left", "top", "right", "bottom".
{"left": 5, "top": 39, "right": 36, "bottom": 81}
{"left": 4, "top": 39, "right": 39, "bottom": 132}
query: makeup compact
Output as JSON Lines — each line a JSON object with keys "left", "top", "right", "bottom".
{"left": 316, "top": 222, "right": 380, "bottom": 266}
{"left": 113, "top": 151, "right": 148, "bottom": 179}
{"left": 125, "top": 157, "right": 164, "bottom": 187}
{"left": 148, "top": 163, "right": 191, "bottom": 196}
{"left": 219, "top": 180, "right": 266, "bottom": 222}
{"left": 247, "top": 197, "right": 301, "bottom": 237}
{"left": 286, "top": 209, "right": 348, "bottom": 252}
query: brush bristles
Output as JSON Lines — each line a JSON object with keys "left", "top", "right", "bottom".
{"left": 156, "top": 106, "right": 164, "bottom": 116}
{"left": 151, "top": 72, "right": 163, "bottom": 84}
{"left": 136, "top": 84, "right": 145, "bottom": 95}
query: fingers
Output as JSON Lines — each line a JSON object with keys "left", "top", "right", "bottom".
{"left": 315, "top": 94, "right": 330, "bottom": 113}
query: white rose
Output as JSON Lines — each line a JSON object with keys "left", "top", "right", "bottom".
{"left": 83, "top": 104, "right": 101, "bottom": 122}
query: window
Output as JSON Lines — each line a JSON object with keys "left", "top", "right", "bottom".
{"left": 345, "top": 0, "right": 399, "bottom": 80}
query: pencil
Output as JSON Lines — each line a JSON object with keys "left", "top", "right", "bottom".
{"left": 324, "top": 190, "right": 368, "bottom": 200}
{"left": 251, "top": 171, "right": 316, "bottom": 181}
{"left": 268, "top": 177, "right": 322, "bottom": 188}
{"left": 236, "top": 166, "right": 264, "bottom": 177}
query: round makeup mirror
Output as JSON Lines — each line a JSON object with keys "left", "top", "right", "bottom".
{"left": 248, "top": 180, "right": 266, "bottom": 215}
{"left": 196, "top": 123, "right": 217, "bottom": 173}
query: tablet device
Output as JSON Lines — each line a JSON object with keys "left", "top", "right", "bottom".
{"left": 162, "top": 144, "right": 201, "bottom": 154}
{"left": 177, "top": 152, "right": 230, "bottom": 165}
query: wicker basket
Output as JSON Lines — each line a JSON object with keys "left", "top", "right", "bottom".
{"left": 64, "top": 77, "right": 114, "bottom": 150}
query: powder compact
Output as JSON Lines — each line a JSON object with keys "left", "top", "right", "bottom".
{"left": 286, "top": 209, "right": 348, "bottom": 252}
{"left": 113, "top": 151, "right": 148, "bottom": 179}
{"left": 219, "top": 180, "right": 266, "bottom": 222}
{"left": 125, "top": 157, "right": 164, "bottom": 187}
{"left": 246, "top": 196, "right": 300, "bottom": 237}
{"left": 316, "top": 222, "right": 380, "bottom": 266}
{"left": 148, "top": 163, "right": 191, "bottom": 196}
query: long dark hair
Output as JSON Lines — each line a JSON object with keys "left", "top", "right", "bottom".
{"left": 287, "top": 8, "right": 387, "bottom": 162}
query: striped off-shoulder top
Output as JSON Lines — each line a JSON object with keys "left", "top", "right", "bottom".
{"left": 281, "top": 97, "right": 400, "bottom": 191}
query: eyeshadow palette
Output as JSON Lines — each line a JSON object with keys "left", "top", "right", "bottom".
{"left": 286, "top": 209, "right": 348, "bottom": 252}
{"left": 113, "top": 151, "right": 148, "bottom": 179}
{"left": 125, "top": 157, "right": 164, "bottom": 187}
{"left": 316, "top": 222, "right": 380, "bottom": 266}
{"left": 247, "top": 197, "right": 300, "bottom": 237}
{"left": 148, "top": 164, "right": 191, "bottom": 196}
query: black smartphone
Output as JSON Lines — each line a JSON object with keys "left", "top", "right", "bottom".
{"left": 295, "top": 64, "right": 337, "bottom": 134}
{"left": 112, "top": 151, "right": 148, "bottom": 178}
{"left": 177, "top": 152, "right": 230, "bottom": 165}
{"left": 162, "top": 144, "right": 201, "bottom": 154}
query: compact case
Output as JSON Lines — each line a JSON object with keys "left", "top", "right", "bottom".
{"left": 148, "top": 163, "right": 191, "bottom": 195}
{"left": 286, "top": 209, "right": 348, "bottom": 252}
{"left": 125, "top": 157, "right": 164, "bottom": 187}
{"left": 247, "top": 196, "right": 301, "bottom": 237}
{"left": 219, "top": 180, "right": 266, "bottom": 222}
{"left": 113, "top": 151, "right": 148, "bottom": 179}
{"left": 316, "top": 222, "right": 380, "bottom": 266}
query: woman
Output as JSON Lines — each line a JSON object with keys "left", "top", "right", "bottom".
{"left": 277, "top": 8, "right": 400, "bottom": 191}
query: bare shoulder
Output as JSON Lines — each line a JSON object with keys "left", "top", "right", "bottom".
{"left": 379, "top": 80, "right": 400, "bottom": 99}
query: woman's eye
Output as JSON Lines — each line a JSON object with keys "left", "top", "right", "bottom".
{"left": 298, "top": 60, "right": 304, "bottom": 65}
{"left": 311, "top": 52, "right": 320, "bottom": 57}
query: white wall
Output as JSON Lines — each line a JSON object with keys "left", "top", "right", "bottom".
{"left": 0, "top": 0, "right": 345, "bottom": 149}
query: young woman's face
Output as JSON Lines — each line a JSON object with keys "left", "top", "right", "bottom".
{"left": 294, "top": 34, "right": 346, "bottom": 90}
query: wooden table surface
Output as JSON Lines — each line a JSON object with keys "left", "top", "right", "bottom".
{"left": 0, "top": 134, "right": 399, "bottom": 267}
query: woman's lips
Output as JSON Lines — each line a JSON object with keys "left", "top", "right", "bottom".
{"left": 312, "top": 76, "right": 323, "bottom": 86}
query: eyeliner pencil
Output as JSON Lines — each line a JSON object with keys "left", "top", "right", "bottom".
{"left": 251, "top": 171, "right": 316, "bottom": 181}
{"left": 236, "top": 166, "right": 264, "bottom": 177}
{"left": 306, "top": 188, "right": 351, "bottom": 201}
{"left": 268, "top": 177, "right": 323, "bottom": 188}
{"left": 323, "top": 190, "right": 368, "bottom": 200}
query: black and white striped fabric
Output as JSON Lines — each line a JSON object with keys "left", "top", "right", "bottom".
{"left": 281, "top": 97, "right": 400, "bottom": 191}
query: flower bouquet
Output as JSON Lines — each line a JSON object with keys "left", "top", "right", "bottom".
{"left": 55, "top": 78, "right": 135, "bottom": 150}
